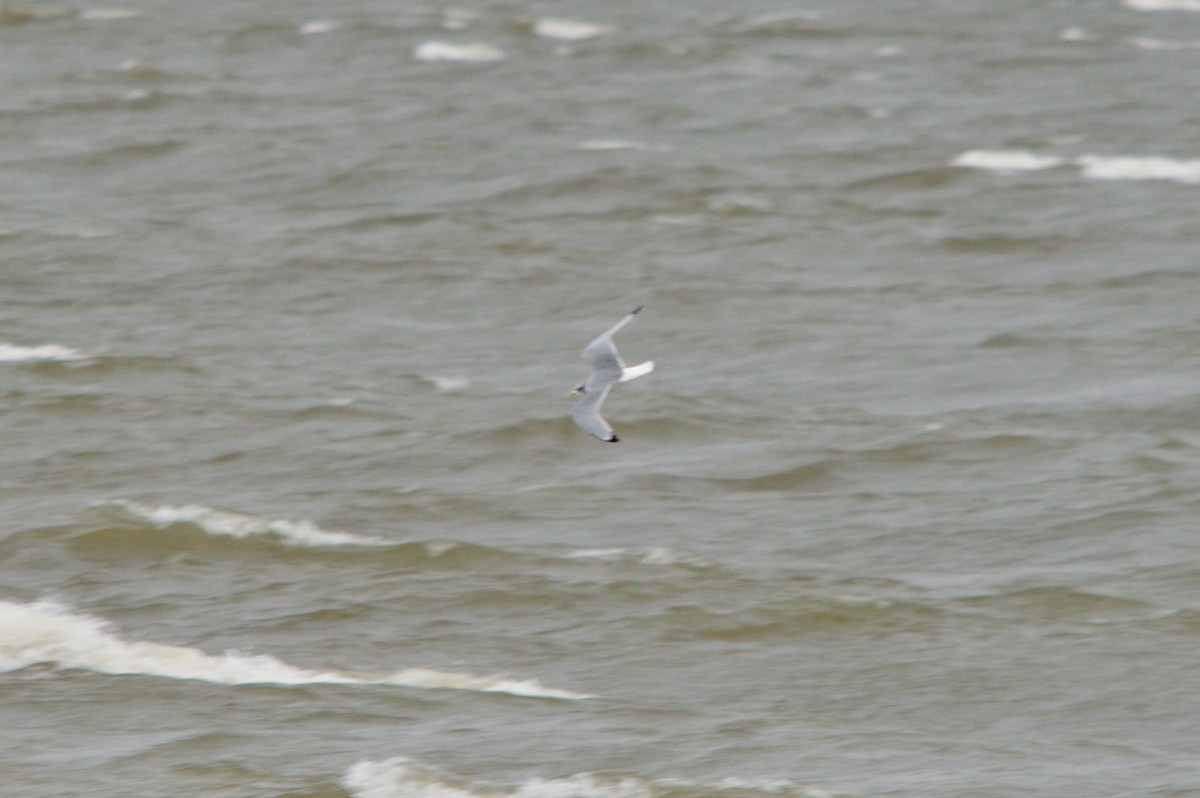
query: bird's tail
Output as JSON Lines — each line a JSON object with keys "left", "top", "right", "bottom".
{"left": 620, "top": 361, "right": 655, "bottom": 382}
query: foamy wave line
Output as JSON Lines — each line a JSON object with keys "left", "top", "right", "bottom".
{"left": 1124, "top": 0, "right": 1200, "bottom": 10}
{"left": 568, "top": 547, "right": 712, "bottom": 569}
{"left": 104, "top": 500, "right": 390, "bottom": 548}
{"left": 0, "top": 601, "right": 591, "bottom": 699}
{"left": 1075, "top": 155, "right": 1200, "bottom": 184}
{"left": 414, "top": 41, "right": 505, "bottom": 63}
{"left": 951, "top": 149, "right": 1064, "bottom": 173}
{"left": 954, "top": 149, "right": 1200, "bottom": 184}
{"left": 344, "top": 757, "right": 838, "bottom": 798}
{"left": 0, "top": 342, "right": 91, "bottom": 363}
{"left": 534, "top": 18, "right": 613, "bottom": 42}
{"left": 1129, "top": 36, "right": 1200, "bottom": 49}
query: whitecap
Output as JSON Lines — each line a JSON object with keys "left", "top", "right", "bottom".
{"left": 414, "top": 41, "right": 505, "bottom": 63}
{"left": 951, "top": 150, "right": 1064, "bottom": 173}
{"left": 1075, "top": 155, "right": 1200, "bottom": 184}
{"left": 651, "top": 214, "right": 703, "bottom": 227}
{"left": 103, "top": 500, "right": 390, "bottom": 548}
{"left": 299, "top": 19, "right": 339, "bottom": 35}
{"left": 345, "top": 759, "right": 651, "bottom": 798}
{"left": 534, "top": 19, "right": 612, "bottom": 42}
{"left": 79, "top": 8, "right": 139, "bottom": 21}
{"left": 1129, "top": 36, "right": 1200, "bottom": 49}
{"left": 568, "top": 547, "right": 712, "bottom": 568}
{"left": 424, "top": 540, "right": 458, "bottom": 558}
{"left": 0, "top": 342, "right": 90, "bottom": 363}
{"left": 0, "top": 600, "right": 591, "bottom": 699}
{"left": 1124, "top": 0, "right": 1200, "bottom": 10}
{"left": 344, "top": 757, "right": 837, "bottom": 798}
{"left": 423, "top": 375, "right": 471, "bottom": 393}
{"left": 579, "top": 139, "right": 653, "bottom": 151}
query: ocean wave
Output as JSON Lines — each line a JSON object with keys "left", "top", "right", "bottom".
{"left": 567, "top": 547, "right": 713, "bottom": 569}
{"left": 650, "top": 595, "right": 940, "bottom": 642}
{"left": 1129, "top": 36, "right": 1200, "bottom": 49}
{"left": 420, "top": 374, "right": 472, "bottom": 393}
{"left": 638, "top": 433, "right": 1060, "bottom": 494}
{"left": 705, "top": 460, "right": 841, "bottom": 492}
{"left": 414, "top": 41, "right": 505, "bottom": 63}
{"left": 0, "top": 342, "right": 91, "bottom": 364}
{"left": 953, "top": 149, "right": 1200, "bottom": 184}
{"left": 1124, "top": 0, "right": 1200, "bottom": 10}
{"left": 714, "top": 10, "right": 828, "bottom": 37}
{"left": 99, "top": 500, "right": 390, "bottom": 548}
{"left": 534, "top": 18, "right": 612, "bottom": 42}
{"left": 0, "top": 600, "right": 591, "bottom": 699}
{"left": 344, "top": 756, "right": 839, "bottom": 798}
{"left": 57, "top": 501, "right": 725, "bottom": 574}
{"left": 299, "top": 19, "right": 339, "bottom": 35}
{"left": 79, "top": 8, "right": 139, "bottom": 21}
{"left": 951, "top": 150, "right": 1064, "bottom": 173}
{"left": 1075, "top": 155, "right": 1200, "bottom": 184}
{"left": 954, "top": 585, "right": 1168, "bottom": 625}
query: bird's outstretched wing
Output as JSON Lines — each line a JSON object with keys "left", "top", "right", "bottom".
{"left": 580, "top": 305, "right": 643, "bottom": 391}
{"left": 571, "top": 385, "right": 618, "bottom": 442}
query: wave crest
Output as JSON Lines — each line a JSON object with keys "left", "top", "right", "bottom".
{"left": 0, "top": 600, "right": 590, "bottom": 699}
{"left": 344, "top": 756, "right": 840, "bottom": 798}
{"left": 100, "top": 500, "right": 389, "bottom": 548}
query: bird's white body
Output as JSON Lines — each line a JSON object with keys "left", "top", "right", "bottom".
{"left": 569, "top": 306, "right": 653, "bottom": 442}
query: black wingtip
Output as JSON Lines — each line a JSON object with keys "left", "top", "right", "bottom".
{"left": 631, "top": 305, "right": 644, "bottom": 315}
{"left": 607, "top": 434, "right": 620, "bottom": 443}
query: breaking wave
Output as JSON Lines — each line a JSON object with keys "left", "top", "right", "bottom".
{"left": 0, "top": 600, "right": 591, "bottom": 700}
{"left": 344, "top": 756, "right": 840, "bottom": 798}
{"left": 100, "top": 500, "right": 390, "bottom": 548}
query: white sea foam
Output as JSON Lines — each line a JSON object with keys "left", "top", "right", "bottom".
{"left": 79, "top": 8, "right": 139, "bottom": 20}
{"left": 568, "top": 547, "right": 712, "bottom": 568}
{"left": 1124, "top": 0, "right": 1200, "bottom": 10}
{"left": 0, "top": 600, "right": 591, "bottom": 699}
{"left": 1075, "top": 155, "right": 1200, "bottom": 184}
{"left": 345, "top": 759, "right": 650, "bottom": 798}
{"left": 104, "top": 500, "right": 390, "bottom": 548}
{"left": 580, "top": 140, "right": 653, "bottom": 151}
{"left": 300, "top": 19, "right": 339, "bottom": 35}
{"left": 534, "top": 19, "right": 613, "bottom": 42}
{"left": 424, "top": 375, "right": 471, "bottom": 393}
{"left": 344, "top": 757, "right": 836, "bottom": 798}
{"left": 0, "top": 342, "right": 90, "bottom": 363}
{"left": 1129, "top": 36, "right": 1200, "bottom": 49}
{"left": 414, "top": 41, "right": 505, "bottom": 63}
{"left": 954, "top": 149, "right": 1200, "bottom": 185}
{"left": 951, "top": 150, "right": 1064, "bottom": 173}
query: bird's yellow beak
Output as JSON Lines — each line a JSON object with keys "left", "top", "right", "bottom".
{"left": 567, "top": 389, "right": 580, "bottom": 397}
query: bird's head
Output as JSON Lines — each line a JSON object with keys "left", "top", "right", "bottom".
{"left": 567, "top": 384, "right": 586, "bottom": 397}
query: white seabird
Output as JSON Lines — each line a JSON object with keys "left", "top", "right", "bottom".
{"left": 568, "top": 305, "right": 654, "bottom": 442}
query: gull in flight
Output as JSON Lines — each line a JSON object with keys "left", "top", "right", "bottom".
{"left": 568, "top": 305, "right": 654, "bottom": 442}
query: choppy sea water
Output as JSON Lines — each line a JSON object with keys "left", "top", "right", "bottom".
{"left": 3, "top": 1, "right": 1200, "bottom": 796}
